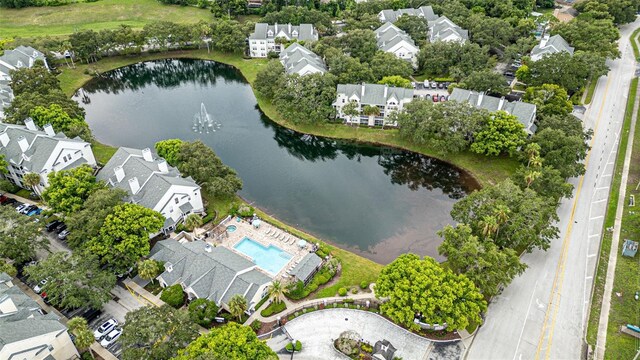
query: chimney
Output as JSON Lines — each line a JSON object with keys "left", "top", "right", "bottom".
{"left": 17, "top": 136, "right": 29, "bottom": 153}
{"left": 288, "top": 23, "right": 291, "bottom": 34}
{"left": 24, "top": 118, "right": 37, "bottom": 131}
{"left": 498, "top": 97, "right": 506, "bottom": 111}
{"left": 384, "top": 85, "right": 388, "bottom": 98}
{"left": 141, "top": 148, "right": 153, "bottom": 162}
{"left": 205, "top": 243, "right": 212, "bottom": 253}
{"left": 128, "top": 177, "right": 140, "bottom": 194}
{"left": 275, "top": 22, "right": 278, "bottom": 33}
{"left": 43, "top": 124, "right": 55, "bottom": 137}
{"left": 477, "top": 92, "right": 484, "bottom": 107}
{"left": 361, "top": 83, "right": 366, "bottom": 97}
{"left": 158, "top": 159, "right": 169, "bottom": 173}
{"left": 166, "top": 262, "right": 173, "bottom": 273}
{"left": 114, "top": 166, "right": 125, "bottom": 182}
{"left": 540, "top": 33, "right": 550, "bottom": 48}
{"left": 0, "top": 132, "right": 8, "bottom": 147}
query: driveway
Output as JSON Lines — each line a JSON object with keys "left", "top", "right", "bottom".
{"left": 280, "top": 309, "right": 440, "bottom": 360}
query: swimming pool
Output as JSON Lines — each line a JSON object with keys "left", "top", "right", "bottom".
{"left": 234, "top": 237, "right": 293, "bottom": 275}
{"left": 226, "top": 225, "right": 237, "bottom": 232}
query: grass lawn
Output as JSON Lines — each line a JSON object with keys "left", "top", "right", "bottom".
{"left": 91, "top": 140, "right": 118, "bottom": 165}
{"left": 585, "top": 77, "right": 639, "bottom": 354}
{"left": 0, "top": 0, "right": 211, "bottom": 38}
{"left": 584, "top": 77, "right": 598, "bottom": 105}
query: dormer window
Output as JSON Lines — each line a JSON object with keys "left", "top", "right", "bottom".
{"left": 166, "top": 262, "right": 173, "bottom": 272}
{"left": 267, "top": 30, "right": 273, "bottom": 37}
{"left": 292, "top": 30, "right": 298, "bottom": 37}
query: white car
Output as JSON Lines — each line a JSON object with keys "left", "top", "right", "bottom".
{"left": 33, "top": 279, "right": 47, "bottom": 294}
{"left": 100, "top": 328, "right": 122, "bottom": 347}
{"left": 94, "top": 319, "right": 118, "bottom": 340}
{"left": 15, "top": 203, "right": 29, "bottom": 212}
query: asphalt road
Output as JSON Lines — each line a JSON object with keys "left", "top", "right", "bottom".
{"left": 467, "top": 19, "right": 639, "bottom": 360}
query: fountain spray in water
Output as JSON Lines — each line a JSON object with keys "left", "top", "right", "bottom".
{"left": 192, "top": 103, "right": 221, "bottom": 134}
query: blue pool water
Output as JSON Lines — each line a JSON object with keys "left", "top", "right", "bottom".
{"left": 233, "top": 237, "right": 293, "bottom": 275}
{"left": 226, "top": 225, "right": 237, "bottom": 232}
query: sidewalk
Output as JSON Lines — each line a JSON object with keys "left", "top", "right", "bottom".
{"left": 122, "top": 278, "right": 165, "bottom": 307}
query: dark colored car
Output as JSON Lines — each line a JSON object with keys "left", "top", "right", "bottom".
{"left": 0, "top": 195, "right": 8, "bottom": 204}
{"left": 45, "top": 220, "right": 62, "bottom": 232}
{"left": 2, "top": 198, "right": 17, "bottom": 206}
{"left": 54, "top": 223, "right": 67, "bottom": 234}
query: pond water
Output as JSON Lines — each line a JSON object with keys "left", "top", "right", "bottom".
{"left": 76, "top": 59, "right": 478, "bottom": 264}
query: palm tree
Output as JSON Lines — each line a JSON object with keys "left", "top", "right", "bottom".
{"left": 341, "top": 101, "right": 360, "bottom": 126}
{"left": 362, "top": 105, "right": 380, "bottom": 127}
{"left": 493, "top": 204, "right": 510, "bottom": 240}
{"left": 138, "top": 259, "right": 160, "bottom": 283}
{"left": 268, "top": 280, "right": 284, "bottom": 305}
{"left": 480, "top": 215, "right": 498, "bottom": 239}
{"left": 22, "top": 173, "right": 41, "bottom": 196}
{"left": 184, "top": 214, "right": 203, "bottom": 232}
{"left": 524, "top": 143, "right": 541, "bottom": 168}
{"left": 228, "top": 294, "right": 247, "bottom": 322}
{"left": 524, "top": 170, "right": 541, "bottom": 188}
{"left": 67, "top": 317, "right": 95, "bottom": 358}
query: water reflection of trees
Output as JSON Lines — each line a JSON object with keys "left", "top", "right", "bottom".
{"left": 260, "top": 113, "right": 475, "bottom": 199}
{"left": 81, "top": 59, "right": 245, "bottom": 95}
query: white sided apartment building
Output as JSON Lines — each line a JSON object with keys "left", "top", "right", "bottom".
{"left": 248, "top": 23, "right": 319, "bottom": 58}
{"left": 0, "top": 119, "right": 96, "bottom": 195}
{"left": 97, "top": 147, "right": 204, "bottom": 233}
{"left": 375, "top": 22, "right": 420, "bottom": 67}
{"left": 334, "top": 83, "right": 414, "bottom": 126}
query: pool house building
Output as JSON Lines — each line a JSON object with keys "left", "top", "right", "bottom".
{"left": 149, "top": 239, "right": 272, "bottom": 312}
{"left": 289, "top": 253, "right": 322, "bottom": 285}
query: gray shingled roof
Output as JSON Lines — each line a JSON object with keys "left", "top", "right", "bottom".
{"left": 0, "top": 273, "right": 67, "bottom": 352}
{"left": 97, "top": 147, "right": 199, "bottom": 210}
{"left": 249, "top": 23, "right": 318, "bottom": 42}
{"left": 375, "top": 22, "right": 418, "bottom": 52}
{"left": 449, "top": 88, "right": 537, "bottom": 133}
{"left": 0, "top": 122, "right": 87, "bottom": 174}
{"left": 290, "top": 253, "right": 322, "bottom": 283}
{"left": 429, "top": 16, "right": 468, "bottom": 42}
{"left": 336, "top": 83, "right": 414, "bottom": 106}
{"left": 150, "top": 240, "right": 271, "bottom": 306}
{"left": 279, "top": 43, "right": 326, "bottom": 75}
{"left": 531, "top": 34, "right": 574, "bottom": 59}
{"left": 378, "top": 6, "right": 437, "bottom": 23}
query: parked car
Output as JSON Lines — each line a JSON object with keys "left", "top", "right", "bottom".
{"left": 20, "top": 205, "right": 37, "bottom": 215}
{"left": 0, "top": 195, "right": 7, "bottom": 204}
{"left": 79, "top": 308, "right": 102, "bottom": 323}
{"left": 94, "top": 319, "right": 118, "bottom": 340}
{"left": 440, "top": 95, "right": 447, "bottom": 102}
{"left": 15, "top": 203, "right": 29, "bottom": 212}
{"left": 433, "top": 95, "right": 439, "bottom": 102}
{"left": 45, "top": 220, "right": 62, "bottom": 232}
{"left": 430, "top": 82, "right": 437, "bottom": 89}
{"left": 504, "top": 71, "right": 514, "bottom": 77}
{"left": 58, "top": 229, "right": 70, "bottom": 241}
{"left": 3, "top": 198, "right": 17, "bottom": 206}
{"left": 33, "top": 279, "right": 47, "bottom": 293}
{"left": 437, "top": 82, "right": 444, "bottom": 89}
{"left": 425, "top": 94, "right": 432, "bottom": 100}
{"left": 54, "top": 223, "right": 67, "bottom": 234}
{"left": 423, "top": 80, "right": 429, "bottom": 87}
{"left": 27, "top": 207, "right": 42, "bottom": 216}
{"left": 40, "top": 291, "right": 52, "bottom": 305}
{"left": 101, "top": 328, "right": 122, "bottom": 347}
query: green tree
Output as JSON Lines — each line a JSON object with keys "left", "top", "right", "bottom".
{"left": 42, "top": 164, "right": 101, "bottom": 215}
{"left": 154, "top": 139, "right": 183, "bottom": 167}
{"left": 524, "top": 51, "right": 608, "bottom": 93}
{"left": 210, "top": 19, "right": 248, "bottom": 53}
{"left": 553, "top": 16, "right": 620, "bottom": 58}
{"left": 254, "top": 60, "right": 285, "bottom": 100}
{"left": 66, "top": 187, "right": 127, "bottom": 250}
{"left": 395, "top": 15, "right": 429, "bottom": 43}
{"left": 392, "top": 99, "right": 488, "bottom": 154}
{"left": 523, "top": 84, "right": 573, "bottom": 118}
{"left": 460, "top": 70, "right": 510, "bottom": 96}
{"left": 184, "top": 214, "right": 203, "bottom": 232}
{"left": 466, "top": 13, "right": 514, "bottom": 49}
{"left": 274, "top": 73, "right": 337, "bottom": 124}
{"left": 341, "top": 101, "right": 361, "bottom": 124}
{"left": 210, "top": 0, "right": 247, "bottom": 18}
{"left": 0, "top": 206, "right": 49, "bottom": 264}
{"left": 451, "top": 179, "right": 559, "bottom": 251}
{"left": 160, "top": 284, "right": 185, "bottom": 308}
{"left": 325, "top": 50, "right": 375, "bottom": 83}
{"left": 138, "top": 259, "right": 162, "bottom": 283}
{"left": 369, "top": 51, "right": 413, "bottom": 81}
{"left": 69, "top": 29, "right": 101, "bottom": 63}
{"left": 340, "top": 29, "right": 378, "bottom": 62}
{"left": 375, "top": 254, "right": 486, "bottom": 331}
{"left": 174, "top": 322, "right": 277, "bottom": 360}
{"left": 25, "top": 252, "right": 116, "bottom": 309}
{"left": 29, "top": 104, "right": 91, "bottom": 141}
{"left": 0, "top": 154, "right": 7, "bottom": 174}
{"left": 438, "top": 224, "right": 527, "bottom": 297}
{"left": 512, "top": 165, "right": 574, "bottom": 201}
{"left": 418, "top": 41, "right": 492, "bottom": 79}
{"left": 67, "top": 317, "right": 96, "bottom": 354}
{"left": 532, "top": 127, "right": 590, "bottom": 179}
{"left": 121, "top": 305, "right": 199, "bottom": 360}
{"left": 176, "top": 140, "right": 243, "bottom": 198}
{"left": 21, "top": 172, "right": 41, "bottom": 194}
{"left": 188, "top": 298, "right": 219, "bottom": 327}
{"left": 267, "top": 280, "right": 284, "bottom": 305}
{"left": 471, "top": 111, "right": 527, "bottom": 156}
{"left": 0, "top": 260, "right": 17, "bottom": 276}
{"left": 89, "top": 203, "right": 164, "bottom": 273}
{"left": 378, "top": 75, "right": 412, "bottom": 88}
{"left": 228, "top": 294, "right": 247, "bottom": 322}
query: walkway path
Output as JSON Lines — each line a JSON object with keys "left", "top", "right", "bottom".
{"left": 594, "top": 64, "right": 640, "bottom": 359}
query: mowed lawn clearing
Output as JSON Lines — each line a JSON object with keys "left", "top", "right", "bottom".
{"left": 0, "top": 0, "right": 211, "bottom": 38}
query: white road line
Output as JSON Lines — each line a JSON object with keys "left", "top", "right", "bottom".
{"left": 595, "top": 187, "right": 610, "bottom": 191}
{"left": 589, "top": 234, "right": 601, "bottom": 238}
{"left": 513, "top": 280, "right": 538, "bottom": 360}
{"left": 588, "top": 253, "right": 598, "bottom": 258}
{"left": 592, "top": 199, "right": 607, "bottom": 204}
{"left": 586, "top": 276, "right": 593, "bottom": 280}
{"left": 590, "top": 216, "right": 605, "bottom": 220}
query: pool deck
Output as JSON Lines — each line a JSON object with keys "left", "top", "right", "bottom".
{"left": 210, "top": 220, "right": 316, "bottom": 280}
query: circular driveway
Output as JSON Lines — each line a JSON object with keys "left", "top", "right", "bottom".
{"left": 279, "top": 308, "right": 434, "bottom": 360}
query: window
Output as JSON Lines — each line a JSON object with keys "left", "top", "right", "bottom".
{"left": 342, "top": 99, "right": 345, "bottom": 103}
{"left": 175, "top": 198, "right": 179, "bottom": 204}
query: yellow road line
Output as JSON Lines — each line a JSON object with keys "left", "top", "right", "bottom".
{"left": 535, "top": 72, "right": 614, "bottom": 359}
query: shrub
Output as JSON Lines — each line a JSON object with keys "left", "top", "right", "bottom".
{"left": 160, "top": 284, "right": 185, "bottom": 308}
{"left": 351, "top": 288, "right": 358, "bottom": 294}
{"left": 260, "top": 301, "right": 286, "bottom": 317}
{"left": 236, "top": 205, "right": 254, "bottom": 217}
{"left": 360, "top": 281, "right": 369, "bottom": 290}
{"left": 188, "top": 298, "right": 219, "bottom": 327}
{"left": 0, "top": 179, "right": 20, "bottom": 193}
{"left": 338, "top": 287, "right": 347, "bottom": 296}
{"left": 286, "top": 340, "right": 302, "bottom": 352}
{"left": 361, "top": 343, "right": 373, "bottom": 353}
{"left": 250, "top": 320, "right": 262, "bottom": 332}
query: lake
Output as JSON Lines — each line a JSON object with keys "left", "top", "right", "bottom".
{"left": 76, "top": 59, "right": 478, "bottom": 264}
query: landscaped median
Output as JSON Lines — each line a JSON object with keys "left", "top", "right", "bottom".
{"left": 585, "top": 77, "right": 640, "bottom": 359}
{"left": 56, "top": 49, "right": 518, "bottom": 187}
